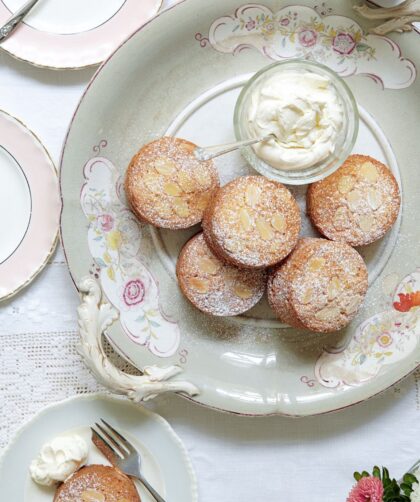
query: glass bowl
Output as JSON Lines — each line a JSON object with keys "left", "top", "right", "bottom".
{"left": 233, "top": 60, "right": 359, "bottom": 185}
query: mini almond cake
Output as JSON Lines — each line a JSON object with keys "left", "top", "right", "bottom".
{"left": 268, "top": 238, "right": 368, "bottom": 333}
{"left": 307, "top": 154, "right": 400, "bottom": 247}
{"left": 177, "top": 233, "right": 266, "bottom": 316}
{"left": 54, "top": 465, "right": 140, "bottom": 501}
{"left": 125, "top": 136, "right": 219, "bottom": 229}
{"left": 202, "top": 175, "right": 301, "bottom": 269}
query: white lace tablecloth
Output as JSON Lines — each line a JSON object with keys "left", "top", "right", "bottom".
{"left": 1, "top": 3, "right": 420, "bottom": 500}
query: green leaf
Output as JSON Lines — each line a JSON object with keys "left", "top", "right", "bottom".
{"left": 373, "top": 466, "right": 381, "bottom": 478}
{"left": 400, "top": 482, "right": 413, "bottom": 495}
{"left": 403, "top": 473, "right": 418, "bottom": 484}
{"left": 354, "top": 472, "right": 362, "bottom": 481}
{"left": 356, "top": 43, "right": 370, "bottom": 52}
{"left": 362, "top": 471, "right": 370, "bottom": 478}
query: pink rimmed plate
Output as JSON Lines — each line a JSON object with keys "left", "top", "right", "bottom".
{"left": 0, "top": 110, "right": 60, "bottom": 302}
{"left": 0, "top": 0, "right": 162, "bottom": 69}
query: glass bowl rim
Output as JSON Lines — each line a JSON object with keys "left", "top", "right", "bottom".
{"left": 233, "top": 59, "right": 360, "bottom": 185}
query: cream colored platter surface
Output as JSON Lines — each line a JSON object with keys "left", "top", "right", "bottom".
{"left": 61, "top": 0, "right": 420, "bottom": 416}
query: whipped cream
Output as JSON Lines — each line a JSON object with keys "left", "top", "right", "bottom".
{"left": 30, "top": 434, "right": 88, "bottom": 486}
{"left": 246, "top": 71, "right": 343, "bottom": 170}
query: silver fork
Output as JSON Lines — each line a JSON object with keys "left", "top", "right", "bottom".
{"left": 91, "top": 419, "right": 166, "bottom": 502}
{"left": 0, "top": 0, "right": 41, "bottom": 42}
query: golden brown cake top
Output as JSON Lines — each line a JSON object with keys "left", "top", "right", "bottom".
{"left": 176, "top": 233, "right": 266, "bottom": 316}
{"left": 307, "top": 154, "right": 400, "bottom": 247}
{"left": 268, "top": 238, "right": 368, "bottom": 333}
{"left": 54, "top": 464, "right": 140, "bottom": 502}
{"left": 203, "top": 175, "right": 301, "bottom": 268}
{"left": 125, "top": 136, "right": 219, "bottom": 229}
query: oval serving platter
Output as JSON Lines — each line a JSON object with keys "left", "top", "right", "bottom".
{"left": 61, "top": 0, "right": 420, "bottom": 416}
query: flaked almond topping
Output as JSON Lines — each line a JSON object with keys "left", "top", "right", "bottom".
{"left": 315, "top": 306, "right": 341, "bottom": 322}
{"left": 189, "top": 277, "right": 209, "bottom": 293}
{"left": 359, "top": 214, "right": 374, "bottom": 232}
{"left": 360, "top": 162, "right": 379, "bottom": 182}
{"left": 301, "top": 288, "right": 313, "bottom": 304}
{"left": 173, "top": 198, "right": 190, "bottom": 217}
{"left": 194, "top": 170, "right": 211, "bottom": 188}
{"left": 199, "top": 256, "right": 220, "bottom": 274}
{"left": 256, "top": 217, "right": 274, "bottom": 240}
{"left": 338, "top": 175, "right": 355, "bottom": 194}
{"left": 328, "top": 277, "right": 341, "bottom": 300}
{"left": 177, "top": 171, "right": 196, "bottom": 192}
{"left": 239, "top": 208, "right": 252, "bottom": 231}
{"left": 164, "top": 182, "right": 182, "bottom": 196}
{"left": 143, "top": 174, "right": 161, "bottom": 193}
{"left": 197, "top": 193, "right": 211, "bottom": 211}
{"left": 245, "top": 184, "right": 261, "bottom": 207}
{"left": 346, "top": 190, "right": 362, "bottom": 211}
{"left": 234, "top": 284, "right": 253, "bottom": 299}
{"left": 367, "top": 188, "right": 382, "bottom": 210}
{"left": 154, "top": 157, "right": 176, "bottom": 175}
{"left": 225, "top": 238, "right": 240, "bottom": 253}
{"left": 157, "top": 204, "right": 172, "bottom": 219}
{"left": 180, "top": 142, "right": 196, "bottom": 154}
{"left": 82, "top": 490, "right": 105, "bottom": 502}
{"left": 309, "top": 257, "right": 326, "bottom": 272}
{"left": 333, "top": 206, "right": 348, "bottom": 228}
{"left": 271, "top": 213, "right": 286, "bottom": 232}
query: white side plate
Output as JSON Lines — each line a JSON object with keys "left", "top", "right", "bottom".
{"left": 0, "top": 394, "right": 198, "bottom": 502}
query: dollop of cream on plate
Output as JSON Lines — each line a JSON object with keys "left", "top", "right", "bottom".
{"left": 247, "top": 71, "right": 344, "bottom": 170}
{"left": 30, "top": 434, "right": 88, "bottom": 486}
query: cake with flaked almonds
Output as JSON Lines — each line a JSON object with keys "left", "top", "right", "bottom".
{"left": 268, "top": 238, "right": 368, "bottom": 333}
{"left": 54, "top": 464, "right": 140, "bottom": 502}
{"left": 202, "top": 175, "right": 301, "bottom": 269}
{"left": 177, "top": 233, "right": 266, "bottom": 316}
{"left": 307, "top": 154, "right": 400, "bottom": 247}
{"left": 125, "top": 137, "right": 219, "bottom": 229}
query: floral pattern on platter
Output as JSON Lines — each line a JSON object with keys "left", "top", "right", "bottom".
{"left": 315, "top": 269, "right": 420, "bottom": 388}
{"left": 80, "top": 155, "right": 181, "bottom": 358}
{"left": 199, "top": 4, "right": 416, "bottom": 89}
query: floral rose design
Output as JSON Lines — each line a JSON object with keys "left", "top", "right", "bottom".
{"left": 376, "top": 333, "right": 393, "bottom": 348}
{"left": 298, "top": 28, "right": 318, "bottom": 48}
{"left": 97, "top": 214, "right": 114, "bottom": 232}
{"left": 123, "top": 279, "right": 145, "bottom": 307}
{"left": 245, "top": 19, "right": 256, "bottom": 31}
{"left": 261, "top": 19, "right": 276, "bottom": 35}
{"left": 280, "top": 18, "right": 290, "bottom": 26}
{"left": 346, "top": 476, "right": 383, "bottom": 502}
{"left": 332, "top": 32, "right": 356, "bottom": 55}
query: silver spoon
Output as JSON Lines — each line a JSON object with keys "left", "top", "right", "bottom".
{"left": 194, "top": 133, "right": 276, "bottom": 161}
{"left": 0, "top": 0, "right": 41, "bottom": 43}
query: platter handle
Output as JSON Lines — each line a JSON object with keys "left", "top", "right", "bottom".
{"left": 354, "top": 0, "right": 420, "bottom": 34}
{"left": 77, "top": 276, "right": 199, "bottom": 402}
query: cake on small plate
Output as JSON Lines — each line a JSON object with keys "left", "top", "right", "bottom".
{"left": 54, "top": 464, "right": 140, "bottom": 502}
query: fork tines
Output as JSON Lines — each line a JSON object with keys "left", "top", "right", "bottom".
{"left": 91, "top": 419, "right": 135, "bottom": 460}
